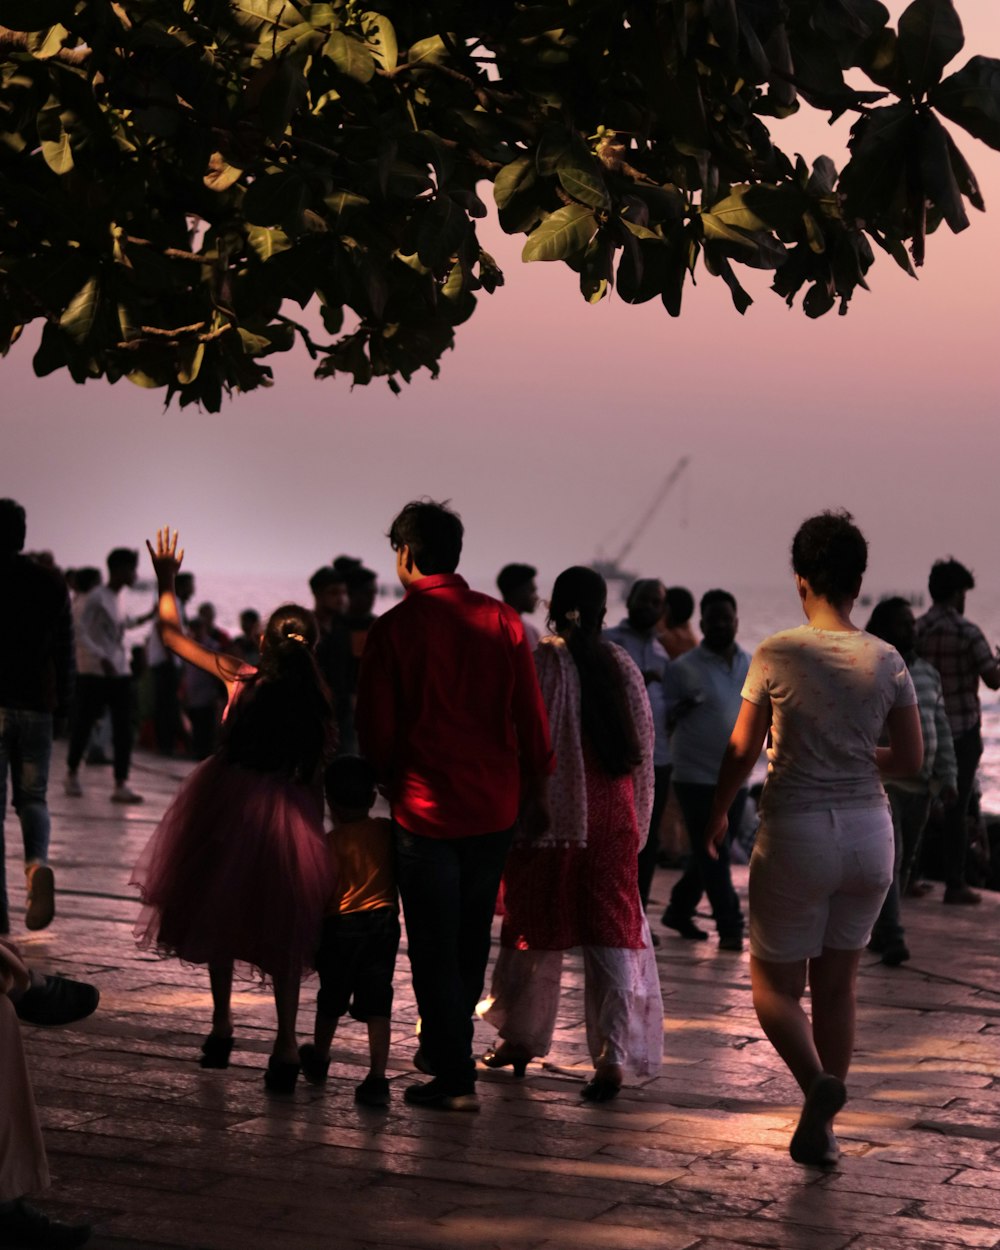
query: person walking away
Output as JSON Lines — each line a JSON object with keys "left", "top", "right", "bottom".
{"left": 0, "top": 500, "right": 73, "bottom": 934}
{"left": 705, "top": 512, "right": 922, "bottom": 1165}
{"left": 132, "top": 529, "right": 334, "bottom": 1093}
{"left": 604, "top": 579, "right": 672, "bottom": 922}
{"left": 915, "top": 559, "right": 1000, "bottom": 905}
{"left": 65, "top": 547, "right": 148, "bottom": 803}
{"left": 299, "top": 755, "right": 399, "bottom": 1107}
{"left": 866, "top": 598, "right": 957, "bottom": 965}
{"left": 356, "top": 500, "right": 553, "bottom": 1111}
{"left": 483, "top": 566, "right": 663, "bottom": 1101}
{"left": 661, "top": 589, "right": 749, "bottom": 952}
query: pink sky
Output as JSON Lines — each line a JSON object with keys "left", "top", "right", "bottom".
{"left": 5, "top": 3, "right": 1000, "bottom": 601}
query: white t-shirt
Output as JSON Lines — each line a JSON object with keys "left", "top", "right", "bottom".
{"left": 743, "top": 626, "right": 917, "bottom": 815}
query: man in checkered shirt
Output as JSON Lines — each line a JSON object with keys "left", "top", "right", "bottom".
{"left": 916, "top": 559, "right": 1000, "bottom": 905}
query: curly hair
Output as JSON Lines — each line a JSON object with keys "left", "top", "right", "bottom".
{"left": 791, "top": 510, "right": 868, "bottom": 604}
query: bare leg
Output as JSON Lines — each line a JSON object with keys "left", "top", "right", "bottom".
{"left": 749, "top": 955, "right": 820, "bottom": 1094}
{"left": 808, "top": 947, "right": 862, "bottom": 1082}
{"left": 208, "top": 962, "right": 234, "bottom": 1037}
{"left": 366, "top": 1017, "right": 391, "bottom": 1079}
{"left": 271, "top": 972, "right": 300, "bottom": 1063}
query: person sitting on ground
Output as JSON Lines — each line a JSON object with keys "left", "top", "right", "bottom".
{"left": 658, "top": 586, "right": 698, "bottom": 659}
{"left": 299, "top": 755, "right": 398, "bottom": 1108}
{"left": 705, "top": 511, "right": 922, "bottom": 1166}
{"left": 866, "top": 598, "right": 957, "bottom": 966}
{"left": 0, "top": 936, "right": 95, "bottom": 1249}
{"left": 496, "top": 564, "right": 541, "bottom": 648}
{"left": 661, "top": 589, "right": 750, "bottom": 952}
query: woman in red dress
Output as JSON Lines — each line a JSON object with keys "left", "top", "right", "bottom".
{"left": 482, "top": 566, "right": 663, "bottom": 1101}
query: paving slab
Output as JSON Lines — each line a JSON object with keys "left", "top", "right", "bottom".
{"left": 5, "top": 745, "right": 1000, "bottom": 1247}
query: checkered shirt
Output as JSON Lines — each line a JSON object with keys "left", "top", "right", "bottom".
{"left": 916, "top": 603, "right": 997, "bottom": 736}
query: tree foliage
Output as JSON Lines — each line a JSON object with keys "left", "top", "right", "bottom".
{"left": 0, "top": 0, "right": 997, "bottom": 408}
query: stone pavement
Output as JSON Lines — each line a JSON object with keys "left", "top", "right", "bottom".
{"left": 8, "top": 746, "right": 1000, "bottom": 1249}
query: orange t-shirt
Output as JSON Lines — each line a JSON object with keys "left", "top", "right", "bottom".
{"left": 325, "top": 816, "right": 395, "bottom": 916}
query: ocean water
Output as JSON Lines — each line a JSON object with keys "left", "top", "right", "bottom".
{"left": 122, "top": 574, "right": 1000, "bottom": 813}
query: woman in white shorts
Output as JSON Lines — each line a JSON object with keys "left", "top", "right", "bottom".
{"left": 706, "top": 511, "right": 923, "bottom": 1166}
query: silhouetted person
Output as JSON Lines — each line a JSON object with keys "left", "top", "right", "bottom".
{"left": 661, "top": 590, "right": 749, "bottom": 951}
{"left": 659, "top": 586, "right": 698, "bottom": 659}
{"left": 311, "top": 566, "right": 353, "bottom": 753}
{"left": 231, "top": 609, "right": 262, "bottom": 667}
{"left": 497, "top": 564, "right": 541, "bottom": 648}
{"left": 65, "top": 548, "right": 145, "bottom": 803}
{"left": 0, "top": 500, "right": 74, "bottom": 934}
{"left": 915, "top": 559, "right": 1000, "bottom": 905}
{"left": 148, "top": 569, "right": 194, "bottom": 755}
{"left": 604, "top": 579, "right": 671, "bottom": 918}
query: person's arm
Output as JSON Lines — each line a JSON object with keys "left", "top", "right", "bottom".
{"left": 146, "top": 529, "right": 243, "bottom": 697}
{"left": 509, "top": 618, "right": 554, "bottom": 838}
{"left": 875, "top": 703, "right": 924, "bottom": 778}
{"left": 705, "top": 697, "right": 771, "bottom": 858}
{"left": 970, "top": 627, "right": 1000, "bottom": 691}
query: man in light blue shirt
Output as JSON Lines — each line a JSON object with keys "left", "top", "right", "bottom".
{"left": 604, "top": 579, "right": 671, "bottom": 917}
{"left": 661, "top": 589, "right": 750, "bottom": 951}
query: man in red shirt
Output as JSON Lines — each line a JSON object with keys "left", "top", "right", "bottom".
{"left": 357, "top": 501, "right": 553, "bottom": 1110}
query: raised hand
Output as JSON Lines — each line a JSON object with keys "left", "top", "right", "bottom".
{"left": 146, "top": 526, "right": 185, "bottom": 589}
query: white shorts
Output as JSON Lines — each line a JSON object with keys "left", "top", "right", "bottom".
{"left": 749, "top": 804, "right": 894, "bottom": 962}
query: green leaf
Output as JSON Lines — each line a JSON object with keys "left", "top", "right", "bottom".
{"left": 407, "top": 34, "right": 448, "bottom": 67}
{"left": 703, "top": 189, "right": 768, "bottom": 233}
{"left": 324, "top": 31, "right": 375, "bottom": 82}
{"left": 59, "top": 276, "right": 100, "bottom": 345}
{"left": 0, "top": 0, "right": 75, "bottom": 31}
{"left": 35, "top": 102, "right": 73, "bottom": 175}
{"left": 176, "top": 340, "right": 205, "bottom": 384}
{"left": 522, "top": 205, "right": 598, "bottom": 262}
{"left": 417, "top": 196, "right": 468, "bottom": 273}
{"left": 931, "top": 56, "right": 1000, "bottom": 151}
{"left": 231, "top": 0, "right": 305, "bottom": 33}
{"left": 898, "top": 0, "right": 964, "bottom": 94}
{"left": 493, "top": 157, "right": 535, "bottom": 210}
{"left": 556, "top": 151, "right": 611, "bottom": 210}
{"left": 204, "top": 152, "right": 243, "bottom": 192}
{"left": 25, "top": 24, "right": 70, "bottom": 59}
{"left": 365, "top": 12, "right": 398, "bottom": 73}
{"left": 247, "top": 226, "right": 292, "bottom": 261}
{"left": 323, "top": 189, "right": 370, "bottom": 217}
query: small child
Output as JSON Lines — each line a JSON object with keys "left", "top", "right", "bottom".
{"left": 299, "top": 756, "right": 399, "bottom": 1107}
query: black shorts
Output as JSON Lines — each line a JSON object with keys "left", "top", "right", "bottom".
{"left": 314, "top": 906, "right": 400, "bottom": 1022}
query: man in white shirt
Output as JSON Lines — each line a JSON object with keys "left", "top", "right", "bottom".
{"left": 661, "top": 589, "right": 750, "bottom": 951}
{"left": 65, "top": 549, "right": 145, "bottom": 804}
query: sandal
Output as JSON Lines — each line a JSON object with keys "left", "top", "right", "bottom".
{"left": 298, "top": 1043, "right": 330, "bottom": 1086}
{"left": 199, "top": 1035, "right": 235, "bottom": 1069}
{"left": 264, "top": 1056, "right": 300, "bottom": 1094}
{"left": 481, "top": 1044, "right": 531, "bottom": 1079}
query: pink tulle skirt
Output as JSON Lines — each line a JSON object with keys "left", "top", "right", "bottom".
{"left": 131, "top": 755, "right": 333, "bottom": 980}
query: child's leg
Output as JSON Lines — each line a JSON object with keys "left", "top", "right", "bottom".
{"left": 313, "top": 1010, "right": 338, "bottom": 1058}
{"left": 208, "top": 962, "right": 234, "bottom": 1036}
{"left": 271, "top": 970, "right": 300, "bottom": 1063}
{"left": 366, "top": 1017, "right": 390, "bottom": 1078}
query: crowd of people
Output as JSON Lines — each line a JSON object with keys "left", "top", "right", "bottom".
{"left": 3, "top": 493, "right": 1000, "bottom": 1243}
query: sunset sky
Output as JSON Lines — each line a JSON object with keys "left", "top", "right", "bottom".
{"left": 5, "top": 3, "right": 1000, "bottom": 600}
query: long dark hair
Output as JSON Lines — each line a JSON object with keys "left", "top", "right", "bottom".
{"left": 220, "top": 603, "right": 333, "bottom": 780}
{"left": 549, "top": 566, "right": 642, "bottom": 777}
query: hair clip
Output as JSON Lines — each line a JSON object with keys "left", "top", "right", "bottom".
{"left": 564, "top": 609, "right": 581, "bottom": 623}
{"left": 286, "top": 631, "right": 307, "bottom": 644}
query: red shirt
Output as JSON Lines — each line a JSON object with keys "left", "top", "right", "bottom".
{"left": 356, "top": 574, "right": 554, "bottom": 838}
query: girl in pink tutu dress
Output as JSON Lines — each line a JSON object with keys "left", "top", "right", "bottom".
{"left": 131, "top": 529, "right": 334, "bottom": 1093}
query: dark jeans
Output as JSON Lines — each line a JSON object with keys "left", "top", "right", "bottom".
{"left": 152, "top": 661, "right": 183, "bottom": 756}
{"left": 0, "top": 708, "right": 53, "bottom": 923}
{"left": 945, "top": 727, "right": 982, "bottom": 889}
{"left": 637, "top": 765, "right": 672, "bottom": 910}
{"left": 394, "top": 821, "right": 513, "bottom": 1093}
{"left": 67, "top": 675, "right": 133, "bottom": 784}
{"left": 872, "top": 787, "right": 931, "bottom": 945}
{"left": 666, "top": 782, "right": 746, "bottom": 939}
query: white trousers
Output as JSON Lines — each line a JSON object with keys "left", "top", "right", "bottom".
{"left": 0, "top": 994, "right": 49, "bottom": 1201}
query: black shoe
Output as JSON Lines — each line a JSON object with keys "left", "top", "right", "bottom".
{"left": 403, "top": 1078, "right": 479, "bottom": 1111}
{"left": 263, "top": 1056, "right": 300, "bottom": 1094}
{"left": 200, "top": 1034, "right": 235, "bottom": 1069}
{"left": 298, "top": 1043, "right": 330, "bottom": 1086}
{"left": 867, "top": 932, "right": 887, "bottom": 954}
{"left": 14, "top": 976, "right": 99, "bottom": 1027}
{"left": 881, "top": 941, "right": 910, "bottom": 967}
{"left": 581, "top": 1076, "right": 621, "bottom": 1103}
{"left": 355, "top": 1074, "right": 391, "bottom": 1107}
{"left": 661, "top": 909, "right": 708, "bottom": 941}
{"left": 649, "top": 931, "right": 661, "bottom": 948}
{"left": 943, "top": 885, "right": 982, "bottom": 905}
{"left": 718, "top": 934, "right": 744, "bottom": 952}
{"left": 0, "top": 1199, "right": 91, "bottom": 1248}
{"left": 412, "top": 1046, "right": 435, "bottom": 1076}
